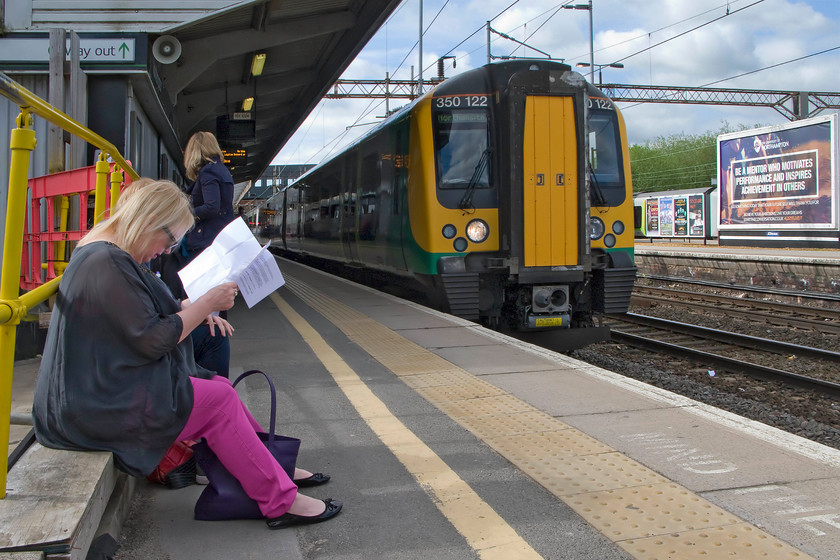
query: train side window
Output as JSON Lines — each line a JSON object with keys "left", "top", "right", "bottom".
{"left": 361, "top": 153, "right": 380, "bottom": 192}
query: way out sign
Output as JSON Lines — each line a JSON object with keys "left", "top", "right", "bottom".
{"left": 0, "top": 37, "right": 136, "bottom": 63}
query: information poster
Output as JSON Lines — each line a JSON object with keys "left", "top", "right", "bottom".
{"left": 674, "top": 197, "right": 688, "bottom": 236}
{"left": 646, "top": 199, "right": 659, "bottom": 235}
{"left": 718, "top": 115, "right": 836, "bottom": 230}
{"left": 689, "top": 194, "right": 705, "bottom": 236}
{"left": 659, "top": 197, "right": 674, "bottom": 236}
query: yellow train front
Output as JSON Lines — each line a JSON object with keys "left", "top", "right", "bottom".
{"left": 271, "top": 60, "right": 635, "bottom": 349}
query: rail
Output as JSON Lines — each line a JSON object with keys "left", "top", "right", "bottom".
{"left": 0, "top": 72, "right": 139, "bottom": 497}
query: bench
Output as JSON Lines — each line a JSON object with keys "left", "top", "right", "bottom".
{"left": 0, "top": 443, "right": 133, "bottom": 559}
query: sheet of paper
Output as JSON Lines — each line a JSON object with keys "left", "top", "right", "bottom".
{"left": 178, "top": 217, "right": 283, "bottom": 307}
{"left": 236, "top": 245, "right": 285, "bottom": 308}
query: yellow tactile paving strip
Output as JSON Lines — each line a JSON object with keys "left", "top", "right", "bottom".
{"left": 279, "top": 276, "right": 816, "bottom": 559}
{"left": 269, "top": 291, "right": 543, "bottom": 560}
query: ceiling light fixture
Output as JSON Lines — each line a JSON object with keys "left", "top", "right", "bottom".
{"left": 251, "top": 53, "right": 266, "bottom": 76}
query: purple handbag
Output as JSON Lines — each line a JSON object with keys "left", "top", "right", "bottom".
{"left": 193, "top": 369, "right": 301, "bottom": 521}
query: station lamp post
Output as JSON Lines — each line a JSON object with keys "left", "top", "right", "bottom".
{"left": 575, "top": 62, "right": 624, "bottom": 86}
{"left": 564, "top": 1, "right": 594, "bottom": 82}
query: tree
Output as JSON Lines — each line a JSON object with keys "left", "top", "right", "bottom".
{"left": 629, "top": 123, "right": 756, "bottom": 194}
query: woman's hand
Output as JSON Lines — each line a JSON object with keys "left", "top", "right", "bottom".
{"left": 206, "top": 314, "right": 234, "bottom": 337}
{"left": 176, "top": 281, "right": 238, "bottom": 342}
{"left": 200, "top": 282, "right": 238, "bottom": 312}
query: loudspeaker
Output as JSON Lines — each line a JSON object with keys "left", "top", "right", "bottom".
{"left": 152, "top": 35, "right": 182, "bottom": 65}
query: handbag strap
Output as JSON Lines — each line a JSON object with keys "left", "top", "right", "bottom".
{"left": 232, "top": 369, "right": 277, "bottom": 442}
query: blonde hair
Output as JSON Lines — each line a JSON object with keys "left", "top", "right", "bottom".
{"left": 87, "top": 180, "right": 194, "bottom": 255}
{"left": 184, "top": 131, "right": 224, "bottom": 181}
{"left": 115, "top": 177, "right": 155, "bottom": 208}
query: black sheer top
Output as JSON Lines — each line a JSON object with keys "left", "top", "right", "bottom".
{"left": 33, "top": 241, "right": 195, "bottom": 476}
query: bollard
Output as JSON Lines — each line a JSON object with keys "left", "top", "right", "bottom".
{"left": 109, "top": 164, "right": 124, "bottom": 215}
{"left": 93, "top": 155, "right": 110, "bottom": 226}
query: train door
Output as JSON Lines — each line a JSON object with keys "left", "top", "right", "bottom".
{"left": 522, "top": 95, "right": 579, "bottom": 267}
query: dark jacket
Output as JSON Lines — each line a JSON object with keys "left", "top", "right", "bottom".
{"left": 33, "top": 242, "right": 195, "bottom": 476}
{"left": 184, "top": 157, "right": 235, "bottom": 253}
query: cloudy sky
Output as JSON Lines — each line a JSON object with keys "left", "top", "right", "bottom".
{"left": 272, "top": 0, "right": 840, "bottom": 166}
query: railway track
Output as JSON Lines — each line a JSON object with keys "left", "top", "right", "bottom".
{"left": 632, "top": 285, "right": 840, "bottom": 334}
{"left": 605, "top": 312, "right": 840, "bottom": 399}
{"left": 637, "top": 273, "right": 840, "bottom": 303}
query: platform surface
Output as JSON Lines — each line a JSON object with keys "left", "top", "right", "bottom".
{"left": 10, "top": 254, "right": 840, "bottom": 559}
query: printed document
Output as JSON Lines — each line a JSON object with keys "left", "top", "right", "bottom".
{"left": 178, "top": 217, "right": 285, "bottom": 308}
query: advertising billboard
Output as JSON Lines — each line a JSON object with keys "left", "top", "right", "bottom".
{"left": 717, "top": 114, "right": 837, "bottom": 232}
{"left": 636, "top": 191, "right": 708, "bottom": 238}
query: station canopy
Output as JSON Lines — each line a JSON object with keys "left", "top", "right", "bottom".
{"left": 154, "top": 0, "right": 401, "bottom": 183}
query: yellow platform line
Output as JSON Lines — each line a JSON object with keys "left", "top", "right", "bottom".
{"left": 269, "top": 292, "right": 543, "bottom": 560}
{"left": 279, "top": 275, "right": 817, "bottom": 560}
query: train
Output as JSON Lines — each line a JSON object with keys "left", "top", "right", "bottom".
{"left": 260, "top": 60, "right": 636, "bottom": 349}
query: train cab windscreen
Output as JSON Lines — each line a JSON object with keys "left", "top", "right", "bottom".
{"left": 589, "top": 110, "right": 625, "bottom": 207}
{"left": 434, "top": 109, "right": 491, "bottom": 190}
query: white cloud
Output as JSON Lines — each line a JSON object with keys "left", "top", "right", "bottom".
{"left": 274, "top": 0, "right": 840, "bottom": 165}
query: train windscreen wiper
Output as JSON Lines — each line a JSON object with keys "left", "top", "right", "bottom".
{"left": 589, "top": 163, "right": 608, "bottom": 207}
{"left": 458, "top": 148, "right": 491, "bottom": 214}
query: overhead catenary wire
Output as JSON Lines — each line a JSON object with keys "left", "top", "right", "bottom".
{"left": 307, "top": 0, "right": 527, "bottom": 165}
{"left": 312, "top": 0, "right": 763, "bottom": 162}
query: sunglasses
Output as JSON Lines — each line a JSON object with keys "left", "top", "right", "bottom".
{"left": 161, "top": 226, "right": 181, "bottom": 253}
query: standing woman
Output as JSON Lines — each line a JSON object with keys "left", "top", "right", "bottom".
{"left": 33, "top": 181, "right": 341, "bottom": 527}
{"left": 183, "top": 131, "right": 235, "bottom": 261}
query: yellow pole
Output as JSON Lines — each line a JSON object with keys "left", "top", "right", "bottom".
{"left": 93, "top": 155, "right": 109, "bottom": 225}
{"left": 0, "top": 111, "right": 37, "bottom": 497}
{"left": 54, "top": 195, "right": 69, "bottom": 276}
{"left": 109, "top": 165, "right": 123, "bottom": 214}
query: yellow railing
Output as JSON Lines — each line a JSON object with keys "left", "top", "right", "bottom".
{"left": 0, "top": 72, "right": 139, "bottom": 497}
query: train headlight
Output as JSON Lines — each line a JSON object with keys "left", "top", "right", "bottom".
{"left": 612, "top": 221, "right": 625, "bottom": 235}
{"left": 589, "top": 217, "right": 605, "bottom": 240}
{"left": 604, "top": 234, "right": 617, "bottom": 248}
{"left": 453, "top": 237, "right": 468, "bottom": 252}
{"left": 465, "top": 219, "right": 489, "bottom": 243}
{"left": 442, "top": 224, "right": 457, "bottom": 239}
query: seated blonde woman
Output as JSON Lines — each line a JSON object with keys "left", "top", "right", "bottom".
{"left": 33, "top": 180, "right": 341, "bottom": 527}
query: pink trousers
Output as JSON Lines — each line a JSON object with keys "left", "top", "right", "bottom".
{"left": 176, "top": 376, "right": 298, "bottom": 518}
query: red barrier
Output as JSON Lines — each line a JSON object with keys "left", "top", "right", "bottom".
{"left": 20, "top": 165, "right": 131, "bottom": 290}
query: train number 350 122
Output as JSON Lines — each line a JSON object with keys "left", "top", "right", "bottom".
{"left": 435, "top": 95, "right": 489, "bottom": 108}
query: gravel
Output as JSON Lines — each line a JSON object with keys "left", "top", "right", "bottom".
{"left": 571, "top": 282, "right": 840, "bottom": 452}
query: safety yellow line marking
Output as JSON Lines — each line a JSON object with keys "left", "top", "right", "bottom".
{"left": 269, "top": 292, "right": 543, "bottom": 560}
{"left": 277, "top": 274, "right": 818, "bottom": 560}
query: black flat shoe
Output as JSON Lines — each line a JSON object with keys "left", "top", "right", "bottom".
{"left": 294, "top": 472, "right": 330, "bottom": 487}
{"left": 266, "top": 498, "right": 342, "bottom": 529}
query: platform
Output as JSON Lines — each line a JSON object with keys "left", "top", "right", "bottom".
{"left": 634, "top": 241, "right": 840, "bottom": 294}
{"left": 102, "top": 256, "right": 840, "bottom": 559}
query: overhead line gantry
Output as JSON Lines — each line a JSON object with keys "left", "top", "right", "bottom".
{"left": 325, "top": 78, "right": 840, "bottom": 121}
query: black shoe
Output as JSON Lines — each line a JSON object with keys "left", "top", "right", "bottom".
{"left": 294, "top": 472, "right": 330, "bottom": 487}
{"left": 266, "top": 498, "right": 343, "bottom": 529}
{"left": 163, "top": 457, "right": 197, "bottom": 489}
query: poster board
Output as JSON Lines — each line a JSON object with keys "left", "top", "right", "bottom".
{"left": 717, "top": 113, "right": 838, "bottom": 232}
